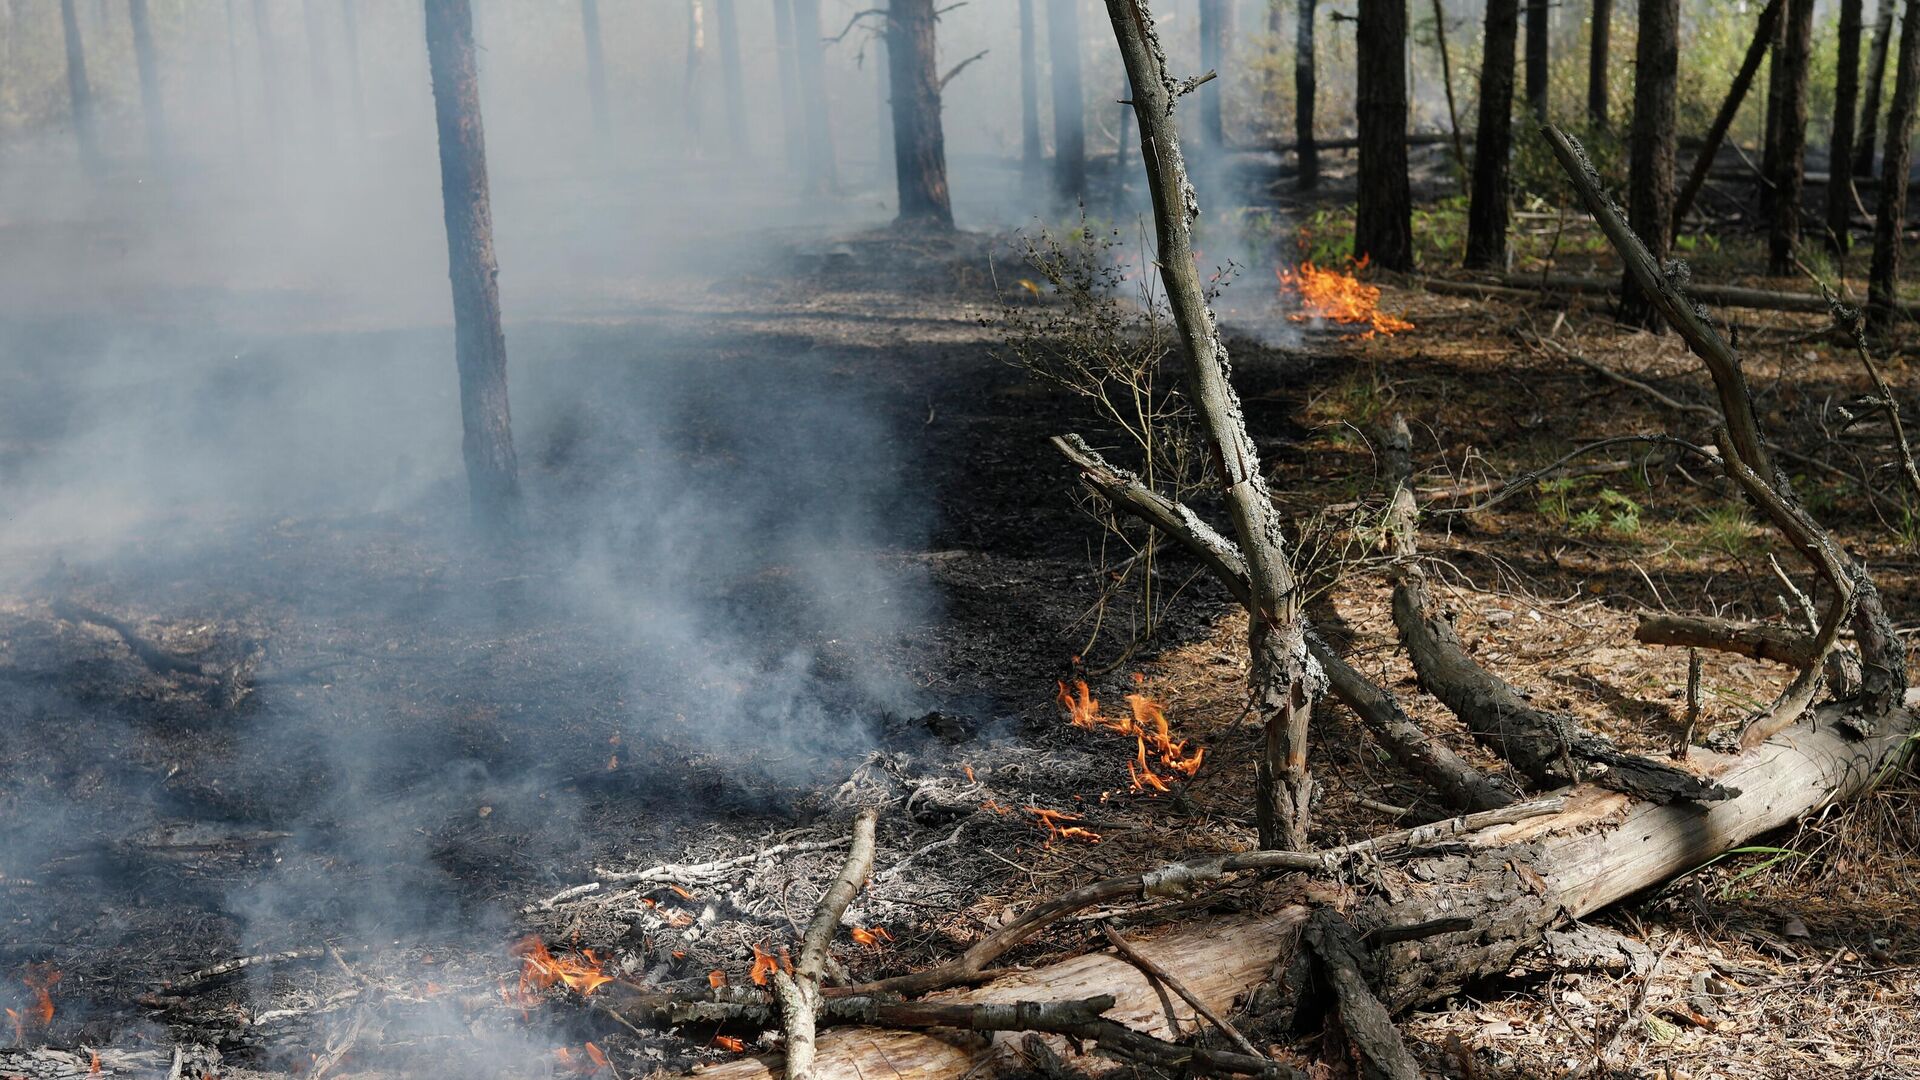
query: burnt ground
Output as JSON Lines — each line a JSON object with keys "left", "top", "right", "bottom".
{"left": 4, "top": 199, "right": 1920, "bottom": 1079}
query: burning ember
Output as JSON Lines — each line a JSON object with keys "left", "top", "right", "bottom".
{"left": 510, "top": 936, "right": 612, "bottom": 998}
{"left": 713, "top": 1035, "right": 747, "bottom": 1053}
{"left": 1055, "top": 678, "right": 1207, "bottom": 792}
{"left": 850, "top": 925, "right": 893, "bottom": 949}
{"left": 5, "top": 964, "right": 58, "bottom": 1044}
{"left": 747, "top": 942, "right": 792, "bottom": 986}
{"left": 1026, "top": 807, "right": 1101, "bottom": 844}
{"left": 1276, "top": 257, "right": 1413, "bottom": 338}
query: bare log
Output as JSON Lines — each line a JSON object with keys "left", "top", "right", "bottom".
{"left": 1635, "top": 613, "right": 1860, "bottom": 695}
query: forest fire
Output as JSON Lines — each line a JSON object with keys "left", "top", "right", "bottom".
{"left": 748, "top": 943, "right": 792, "bottom": 986}
{"left": 5, "top": 965, "right": 58, "bottom": 1043}
{"left": 510, "top": 937, "right": 612, "bottom": 998}
{"left": 1025, "top": 807, "right": 1101, "bottom": 844}
{"left": 1276, "top": 259, "right": 1414, "bottom": 338}
{"left": 1055, "top": 679, "right": 1206, "bottom": 792}
{"left": 850, "top": 926, "right": 893, "bottom": 949}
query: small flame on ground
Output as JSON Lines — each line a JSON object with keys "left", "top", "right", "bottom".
{"left": 5, "top": 964, "right": 58, "bottom": 1044}
{"left": 1026, "top": 807, "right": 1101, "bottom": 844}
{"left": 1055, "top": 679, "right": 1207, "bottom": 793}
{"left": 748, "top": 942, "right": 791, "bottom": 986}
{"left": 850, "top": 926, "right": 893, "bottom": 949}
{"left": 510, "top": 936, "right": 612, "bottom": 998}
{"left": 708, "top": 969, "right": 728, "bottom": 989}
{"left": 1276, "top": 257, "right": 1414, "bottom": 338}
{"left": 713, "top": 1035, "right": 747, "bottom": 1053}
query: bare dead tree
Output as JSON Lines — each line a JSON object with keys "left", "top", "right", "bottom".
{"left": 1295, "top": 0, "right": 1320, "bottom": 188}
{"left": 1870, "top": 0, "right": 1920, "bottom": 334}
{"left": 1524, "top": 0, "right": 1548, "bottom": 118}
{"left": 1050, "top": 0, "right": 1087, "bottom": 204}
{"left": 128, "top": 0, "right": 166, "bottom": 169}
{"left": 1465, "top": 0, "right": 1519, "bottom": 267}
{"left": 1671, "top": 0, "right": 1782, "bottom": 232}
{"left": 1620, "top": 0, "right": 1676, "bottom": 327}
{"left": 58, "top": 0, "right": 98, "bottom": 175}
{"left": 885, "top": 0, "right": 954, "bottom": 228}
{"left": 1831, "top": 0, "right": 1865, "bottom": 252}
{"left": 1768, "top": 0, "right": 1814, "bottom": 274}
{"left": 424, "top": 0, "right": 524, "bottom": 535}
{"left": 1356, "top": 0, "right": 1413, "bottom": 269}
{"left": 1587, "top": 0, "right": 1611, "bottom": 128}
{"left": 1855, "top": 0, "right": 1898, "bottom": 175}
{"left": 581, "top": 0, "right": 611, "bottom": 137}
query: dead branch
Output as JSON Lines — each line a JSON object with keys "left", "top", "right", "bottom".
{"left": 1826, "top": 284, "right": 1920, "bottom": 507}
{"left": 1671, "top": 0, "right": 1783, "bottom": 228}
{"left": 165, "top": 947, "right": 327, "bottom": 991}
{"left": 1293, "top": 909, "right": 1420, "bottom": 1080}
{"left": 772, "top": 808, "right": 879, "bottom": 1080}
{"left": 528, "top": 836, "right": 852, "bottom": 913}
{"left": 52, "top": 598, "right": 208, "bottom": 678}
{"left": 1635, "top": 612, "right": 1864, "bottom": 694}
{"left": 1099, "top": 925, "right": 1263, "bottom": 1059}
{"left": 939, "top": 49, "right": 990, "bottom": 89}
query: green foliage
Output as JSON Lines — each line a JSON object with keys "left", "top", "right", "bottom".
{"left": 1535, "top": 478, "right": 1640, "bottom": 536}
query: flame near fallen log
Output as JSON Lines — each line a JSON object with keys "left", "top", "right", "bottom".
{"left": 510, "top": 936, "right": 612, "bottom": 999}
{"left": 1276, "top": 257, "right": 1414, "bottom": 338}
{"left": 5, "top": 964, "right": 58, "bottom": 1043}
{"left": 1055, "top": 677, "right": 1206, "bottom": 793}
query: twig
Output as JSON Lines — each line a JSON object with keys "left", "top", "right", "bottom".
{"left": 528, "top": 836, "right": 851, "bottom": 912}
{"left": 771, "top": 809, "right": 879, "bottom": 1080}
{"left": 166, "top": 948, "right": 326, "bottom": 990}
{"left": 1100, "top": 924, "right": 1264, "bottom": 1058}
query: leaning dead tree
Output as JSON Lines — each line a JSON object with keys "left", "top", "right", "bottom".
{"left": 1671, "top": 0, "right": 1782, "bottom": 232}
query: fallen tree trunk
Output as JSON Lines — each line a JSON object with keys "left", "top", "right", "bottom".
{"left": 687, "top": 693, "right": 1914, "bottom": 1080}
{"left": 1635, "top": 612, "right": 1861, "bottom": 691}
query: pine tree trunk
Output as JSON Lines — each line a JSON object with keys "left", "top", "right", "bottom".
{"left": 772, "top": 0, "right": 806, "bottom": 173}
{"left": 1465, "top": 0, "right": 1519, "bottom": 268}
{"left": 1049, "top": 0, "right": 1087, "bottom": 204}
{"left": 1620, "top": 0, "right": 1677, "bottom": 327}
{"left": 792, "top": 0, "right": 838, "bottom": 193}
{"left": 1356, "top": 0, "right": 1413, "bottom": 269}
{"left": 1769, "top": 0, "right": 1814, "bottom": 274}
{"left": 128, "top": 0, "right": 166, "bottom": 169}
{"left": 424, "top": 0, "right": 523, "bottom": 535}
{"left": 1869, "top": 0, "right": 1920, "bottom": 333}
{"left": 344, "top": 0, "right": 368, "bottom": 140}
{"left": 581, "top": 0, "right": 611, "bottom": 137}
{"left": 1587, "top": 0, "right": 1611, "bottom": 128}
{"left": 1524, "top": 0, "right": 1548, "bottom": 118}
{"left": 1198, "top": 0, "right": 1229, "bottom": 149}
{"left": 887, "top": 0, "right": 954, "bottom": 228}
{"left": 715, "top": 0, "right": 748, "bottom": 157}
{"left": 58, "top": 0, "right": 98, "bottom": 174}
{"left": 1295, "top": 0, "right": 1319, "bottom": 189}
{"left": 1020, "top": 0, "right": 1042, "bottom": 179}
{"left": 1762, "top": 7, "right": 1789, "bottom": 222}
{"left": 1855, "top": 0, "right": 1898, "bottom": 175}
{"left": 1831, "top": 0, "right": 1865, "bottom": 251}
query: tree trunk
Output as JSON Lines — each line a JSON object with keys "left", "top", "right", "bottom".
{"left": 1586, "top": 0, "right": 1610, "bottom": 127}
{"left": 580, "top": 0, "right": 611, "bottom": 137}
{"left": 128, "top": 0, "right": 166, "bottom": 169}
{"left": 1356, "top": 0, "right": 1414, "bottom": 270}
{"left": 424, "top": 0, "right": 523, "bottom": 535}
{"left": 1429, "top": 0, "right": 1466, "bottom": 176}
{"left": 1110, "top": 73, "right": 1133, "bottom": 205}
{"left": 1020, "top": 0, "right": 1042, "bottom": 180}
{"left": 886, "top": 0, "right": 953, "bottom": 228}
{"left": 1198, "top": 0, "right": 1229, "bottom": 150}
{"left": 1619, "top": 0, "right": 1677, "bottom": 327}
{"left": 1524, "top": 0, "right": 1548, "bottom": 119}
{"left": 684, "top": 0, "right": 707, "bottom": 140}
{"left": 792, "top": 0, "right": 838, "bottom": 194}
{"left": 1856, "top": 0, "right": 1898, "bottom": 175}
{"left": 1295, "top": 0, "right": 1319, "bottom": 189}
{"left": 1832, "top": 0, "right": 1865, "bottom": 252}
{"left": 1761, "top": 5, "right": 1789, "bottom": 222}
{"left": 1049, "top": 0, "right": 1086, "bottom": 205}
{"left": 253, "top": 0, "right": 282, "bottom": 151}
{"left": 1870, "top": 0, "right": 1920, "bottom": 333}
{"left": 343, "top": 0, "right": 368, "bottom": 140}
{"left": 1464, "top": 0, "right": 1519, "bottom": 268}
{"left": 772, "top": 0, "right": 805, "bottom": 172}
{"left": 1768, "top": 0, "right": 1814, "bottom": 274}
{"left": 58, "top": 0, "right": 97, "bottom": 174}
{"left": 1671, "top": 0, "right": 1783, "bottom": 232}
{"left": 715, "top": 0, "right": 747, "bottom": 157}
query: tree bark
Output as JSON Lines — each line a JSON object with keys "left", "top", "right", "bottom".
{"left": 1049, "top": 0, "right": 1087, "bottom": 204}
{"left": 1524, "top": 0, "right": 1548, "bottom": 119}
{"left": 1464, "top": 0, "right": 1519, "bottom": 268}
{"left": 1586, "top": 0, "right": 1611, "bottom": 128}
{"left": 128, "top": 0, "right": 166, "bottom": 169}
{"left": 581, "top": 0, "right": 611, "bottom": 137}
{"left": 1761, "top": 4, "right": 1790, "bottom": 223}
{"left": 886, "top": 0, "right": 954, "bottom": 228}
{"left": 1100, "top": 0, "right": 1320, "bottom": 849}
{"left": 793, "top": 0, "right": 839, "bottom": 193}
{"left": 1671, "top": 0, "right": 1782, "bottom": 233}
{"left": 1768, "top": 0, "right": 1814, "bottom": 274}
{"left": 344, "top": 0, "right": 368, "bottom": 141}
{"left": 1831, "top": 0, "right": 1865, "bottom": 252}
{"left": 1870, "top": 0, "right": 1920, "bottom": 333}
{"left": 58, "top": 0, "right": 97, "bottom": 175}
{"left": 1855, "top": 0, "right": 1898, "bottom": 176}
{"left": 424, "top": 0, "right": 523, "bottom": 535}
{"left": 1294, "top": 0, "right": 1320, "bottom": 189}
{"left": 1356, "top": 0, "right": 1413, "bottom": 270}
{"left": 1429, "top": 0, "right": 1466, "bottom": 176}
{"left": 773, "top": 0, "right": 806, "bottom": 172}
{"left": 1198, "top": 0, "right": 1229, "bottom": 150}
{"left": 1020, "top": 0, "right": 1042, "bottom": 179}
{"left": 1619, "top": 0, "right": 1677, "bottom": 328}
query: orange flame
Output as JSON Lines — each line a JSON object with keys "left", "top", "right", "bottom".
{"left": 708, "top": 969, "right": 728, "bottom": 989}
{"left": 6, "top": 964, "right": 58, "bottom": 1044}
{"left": 1276, "top": 258, "right": 1413, "bottom": 338}
{"left": 748, "top": 942, "right": 789, "bottom": 987}
{"left": 510, "top": 936, "right": 612, "bottom": 998}
{"left": 585, "top": 1042, "right": 610, "bottom": 1070}
{"left": 850, "top": 926, "right": 893, "bottom": 949}
{"left": 714, "top": 1035, "right": 747, "bottom": 1053}
{"left": 1056, "top": 680, "right": 1100, "bottom": 728}
{"left": 1055, "top": 679, "right": 1206, "bottom": 793}
{"left": 90, "top": 1051, "right": 101, "bottom": 1075}
{"left": 1026, "top": 807, "right": 1101, "bottom": 844}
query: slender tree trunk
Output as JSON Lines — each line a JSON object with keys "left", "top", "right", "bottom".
{"left": 305, "top": 0, "right": 335, "bottom": 145}
{"left": 581, "top": 0, "right": 610, "bottom": 137}
{"left": 1587, "top": 0, "right": 1611, "bottom": 127}
{"left": 1198, "top": 0, "right": 1229, "bottom": 149}
{"left": 1769, "top": 0, "right": 1814, "bottom": 274}
{"left": 1111, "top": 72, "right": 1133, "bottom": 204}
{"left": 1295, "top": 0, "right": 1319, "bottom": 188}
{"left": 424, "top": 0, "right": 523, "bottom": 535}
{"left": 1855, "top": 0, "right": 1897, "bottom": 175}
{"left": 1429, "top": 0, "right": 1466, "bottom": 176}
{"left": 128, "top": 0, "right": 166, "bottom": 169}
{"left": 253, "top": 0, "right": 282, "bottom": 151}
{"left": 1097, "top": 0, "right": 1320, "bottom": 851}
{"left": 715, "top": 0, "right": 747, "bottom": 157}
{"left": 1870, "top": 0, "right": 1920, "bottom": 333}
{"left": 772, "top": 0, "right": 805, "bottom": 172}
{"left": 684, "top": 0, "right": 707, "bottom": 139}
{"left": 792, "top": 0, "right": 838, "bottom": 193}
{"left": 1620, "top": 0, "right": 1678, "bottom": 327}
{"left": 1050, "top": 0, "right": 1087, "bottom": 204}
{"left": 1356, "top": 0, "right": 1413, "bottom": 269}
{"left": 58, "top": 0, "right": 98, "bottom": 174}
{"left": 1762, "top": 6, "right": 1789, "bottom": 222}
{"left": 1831, "top": 0, "right": 1865, "bottom": 252}
{"left": 343, "top": 0, "right": 367, "bottom": 140}
{"left": 1020, "top": 0, "right": 1042, "bottom": 179}
{"left": 874, "top": 30, "right": 894, "bottom": 183}
{"left": 1524, "top": 0, "right": 1548, "bottom": 118}
{"left": 1464, "top": 0, "right": 1519, "bottom": 268}
{"left": 1671, "top": 0, "right": 1783, "bottom": 232}
{"left": 887, "top": 0, "right": 953, "bottom": 228}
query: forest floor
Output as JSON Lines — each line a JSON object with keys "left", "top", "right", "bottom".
{"left": 3, "top": 203, "right": 1920, "bottom": 1079}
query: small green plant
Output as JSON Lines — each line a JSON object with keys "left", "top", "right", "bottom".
{"left": 1597, "top": 488, "right": 1642, "bottom": 535}
{"left": 1695, "top": 504, "right": 1761, "bottom": 557}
